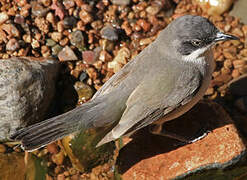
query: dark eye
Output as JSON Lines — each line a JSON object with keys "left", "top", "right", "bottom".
{"left": 191, "top": 39, "right": 202, "bottom": 47}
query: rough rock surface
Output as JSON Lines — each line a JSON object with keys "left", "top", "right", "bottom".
{"left": 117, "top": 101, "right": 247, "bottom": 179}
{"left": 0, "top": 57, "right": 60, "bottom": 141}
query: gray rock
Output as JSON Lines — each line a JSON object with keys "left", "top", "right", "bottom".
{"left": 100, "top": 25, "right": 118, "bottom": 41}
{"left": 31, "top": 1, "right": 49, "bottom": 17}
{"left": 70, "top": 30, "right": 85, "bottom": 51}
{"left": 230, "top": 0, "right": 247, "bottom": 24}
{"left": 6, "top": 38, "right": 20, "bottom": 51}
{"left": 0, "top": 57, "right": 59, "bottom": 141}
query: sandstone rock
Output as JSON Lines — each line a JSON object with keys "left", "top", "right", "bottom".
{"left": 117, "top": 101, "right": 246, "bottom": 179}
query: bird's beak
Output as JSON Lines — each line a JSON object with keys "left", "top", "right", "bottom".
{"left": 214, "top": 32, "right": 239, "bottom": 42}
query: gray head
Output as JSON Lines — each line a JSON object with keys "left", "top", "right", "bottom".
{"left": 163, "top": 15, "right": 239, "bottom": 58}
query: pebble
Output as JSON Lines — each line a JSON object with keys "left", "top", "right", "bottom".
{"left": 1, "top": 24, "right": 20, "bottom": 37}
{"left": 111, "top": 0, "right": 130, "bottom": 5}
{"left": 46, "top": 39, "right": 56, "bottom": 47}
{"left": 63, "top": 16, "right": 77, "bottom": 28}
{"left": 52, "top": 151, "right": 65, "bottom": 165}
{"left": 6, "top": 38, "right": 20, "bottom": 51}
{"left": 82, "top": 50, "right": 97, "bottom": 64}
{"left": 79, "top": 72, "right": 88, "bottom": 82}
{"left": 31, "top": 1, "right": 48, "bottom": 17}
{"left": 63, "top": 0, "right": 75, "bottom": 9}
{"left": 51, "top": 32, "right": 63, "bottom": 42}
{"left": 51, "top": 1, "right": 65, "bottom": 20}
{"left": 146, "top": 5, "right": 161, "bottom": 15}
{"left": 47, "top": 143, "right": 59, "bottom": 154}
{"left": 52, "top": 44, "right": 63, "bottom": 56}
{"left": 0, "top": 144, "right": 6, "bottom": 153}
{"left": 100, "top": 25, "right": 118, "bottom": 41}
{"left": 58, "top": 46, "right": 78, "bottom": 61}
{"left": 108, "top": 47, "right": 130, "bottom": 73}
{"left": 195, "top": 0, "right": 233, "bottom": 15}
{"left": 233, "top": 60, "right": 247, "bottom": 69}
{"left": 14, "top": 15, "right": 25, "bottom": 24}
{"left": 74, "top": 81, "right": 94, "bottom": 104}
{"left": 0, "top": 12, "right": 9, "bottom": 24}
{"left": 70, "top": 30, "right": 85, "bottom": 51}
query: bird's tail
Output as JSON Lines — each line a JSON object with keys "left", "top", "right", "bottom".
{"left": 10, "top": 100, "right": 105, "bottom": 151}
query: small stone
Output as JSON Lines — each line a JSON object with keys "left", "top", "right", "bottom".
{"left": 79, "top": 72, "right": 88, "bottom": 82}
{"left": 57, "top": 174, "right": 65, "bottom": 180}
{"left": 111, "top": 0, "right": 130, "bottom": 5}
{"left": 31, "top": 39, "right": 40, "bottom": 49}
{"left": 52, "top": 44, "right": 63, "bottom": 55}
{"left": 47, "top": 143, "right": 59, "bottom": 154}
{"left": 63, "top": 0, "right": 75, "bottom": 9}
{"left": 46, "top": 39, "right": 56, "bottom": 47}
{"left": 52, "top": 151, "right": 64, "bottom": 165}
{"left": 51, "top": 32, "right": 63, "bottom": 42}
{"left": 74, "top": 81, "right": 94, "bottom": 104}
{"left": 146, "top": 5, "right": 160, "bottom": 15}
{"left": 31, "top": 1, "right": 48, "bottom": 17}
{"left": 233, "top": 60, "right": 247, "bottom": 69}
{"left": 51, "top": 1, "right": 65, "bottom": 20}
{"left": 1, "top": 24, "right": 20, "bottom": 37}
{"left": 63, "top": 16, "right": 77, "bottom": 28}
{"left": 14, "top": 15, "right": 25, "bottom": 24}
{"left": 100, "top": 25, "right": 118, "bottom": 41}
{"left": 205, "top": 87, "right": 214, "bottom": 96}
{"left": 223, "top": 59, "right": 232, "bottom": 69}
{"left": 35, "top": 17, "right": 49, "bottom": 34}
{"left": 70, "top": 30, "right": 85, "bottom": 51}
{"left": 58, "top": 46, "right": 78, "bottom": 61}
{"left": 0, "top": 12, "right": 9, "bottom": 24}
{"left": 139, "top": 37, "right": 153, "bottom": 46}
{"left": 0, "top": 144, "right": 6, "bottom": 153}
{"left": 82, "top": 50, "right": 96, "bottom": 64}
{"left": 137, "top": 19, "right": 151, "bottom": 32}
{"left": 99, "top": 50, "right": 112, "bottom": 62}
{"left": 6, "top": 38, "right": 20, "bottom": 51}
{"left": 232, "top": 69, "right": 240, "bottom": 78}
{"left": 79, "top": 10, "right": 93, "bottom": 24}
{"left": 40, "top": 0, "right": 51, "bottom": 7}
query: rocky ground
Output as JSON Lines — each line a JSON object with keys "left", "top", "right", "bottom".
{"left": 0, "top": 0, "right": 247, "bottom": 179}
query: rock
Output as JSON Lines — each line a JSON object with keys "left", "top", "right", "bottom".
{"left": 1, "top": 24, "right": 20, "bottom": 37}
{"left": 82, "top": 50, "right": 97, "bottom": 64}
{"left": 100, "top": 25, "right": 118, "bottom": 41}
{"left": 0, "top": 12, "right": 9, "bottom": 24}
{"left": 117, "top": 101, "right": 247, "bottom": 179}
{"left": 63, "top": 16, "right": 77, "bottom": 28}
{"left": 111, "top": 0, "right": 130, "bottom": 5}
{"left": 46, "top": 38, "right": 56, "bottom": 47}
{"left": 14, "top": 15, "right": 25, "bottom": 24}
{"left": 51, "top": 1, "right": 65, "bottom": 20}
{"left": 70, "top": 30, "right": 85, "bottom": 51}
{"left": 108, "top": 47, "right": 130, "bottom": 73}
{"left": 0, "top": 144, "right": 6, "bottom": 153}
{"left": 51, "top": 151, "right": 65, "bottom": 165}
{"left": 195, "top": 0, "right": 233, "bottom": 15}
{"left": 0, "top": 57, "right": 59, "bottom": 141}
{"left": 228, "top": 74, "right": 247, "bottom": 96}
{"left": 51, "top": 32, "right": 63, "bottom": 42}
{"left": 58, "top": 46, "right": 78, "bottom": 61}
{"left": 74, "top": 81, "right": 94, "bottom": 104}
{"left": 230, "top": 0, "right": 247, "bottom": 24}
{"left": 52, "top": 44, "right": 63, "bottom": 56}
{"left": 6, "top": 38, "right": 20, "bottom": 51}
{"left": 79, "top": 72, "right": 88, "bottom": 82}
{"left": 146, "top": 5, "right": 161, "bottom": 15}
{"left": 31, "top": 1, "right": 49, "bottom": 17}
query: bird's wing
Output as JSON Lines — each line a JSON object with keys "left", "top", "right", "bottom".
{"left": 97, "top": 66, "right": 202, "bottom": 146}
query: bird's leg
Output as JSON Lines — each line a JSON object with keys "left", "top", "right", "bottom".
{"left": 149, "top": 124, "right": 210, "bottom": 144}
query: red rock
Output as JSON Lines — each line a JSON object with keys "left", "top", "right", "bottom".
{"left": 117, "top": 101, "right": 246, "bottom": 179}
{"left": 58, "top": 46, "right": 78, "bottom": 61}
{"left": 51, "top": 1, "right": 65, "bottom": 20}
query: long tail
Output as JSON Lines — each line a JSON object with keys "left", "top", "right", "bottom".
{"left": 10, "top": 100, "right": 105, "bottom": 151}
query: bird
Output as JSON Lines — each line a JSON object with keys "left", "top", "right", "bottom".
{"left": 10, "top": 15, "right": 239, "bottom": 151}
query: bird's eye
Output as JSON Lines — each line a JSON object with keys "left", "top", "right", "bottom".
{"left": 191, "top": 39, "right": 202, "bottom": 47}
